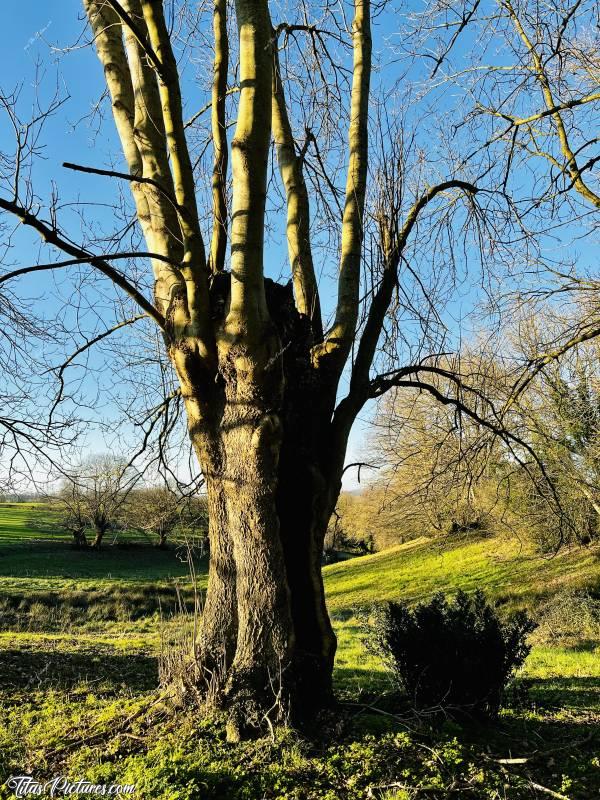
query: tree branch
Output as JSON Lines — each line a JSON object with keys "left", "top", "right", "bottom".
{"left": 504, "top": 319, "right": 600, "bottom": 414}
{"left": 370, "top": 374, "right": 565, "bottom": 525}
{"left": 313, "top": 0, "right": 371, "bottom": 373}
{"left": 140, "top": 0, "right": 211, "bottom": 333}
{"left": 350, "top": 181, "right": 479, "bottom": 406}
{"left": 104, "top": 0, "right": 166, "bottom": 80}
{"left": 227, "top": 0, "right": 273, "bottom": 326}
{"left": 502, "top": 0, "right": 600, "bottom": 208}
{"left": 271, "top": 20, "right": 323, "bottom": 339}
{"left": 59, "top": 316, "right": 146, "bottom": 376}
{"left": 83, "top": 0, "right": 185, "bottom": 316}
{"left": 0, "top": 196, "right": 165, "bottom": 328}
{"left": 478, "top": 90, "right": 600, "bottom": 129}
{"left": 184, "top": 87, "right": 239, "bottom": 129}
{"left": 0, "top": 251, "right": 182, "bottom": 284}
{"left": 48, "top": 315, "right": 146, "bottom": 419}
{"left": 63, "top": 161, "right": 185, "bottom": 219}
{"left": 208, "top": 0, "right": 229, "bottom": 274}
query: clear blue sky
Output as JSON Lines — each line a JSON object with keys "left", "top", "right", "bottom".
{"left": 1, "top": 1, "right": 378, "bottom": 487}
{"left": 1, "top": 2, "right": 596, "bottom": 491}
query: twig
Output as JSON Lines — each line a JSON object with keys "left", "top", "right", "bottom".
{"left": 528, "top": 782, "right": 570, "bottom": 800}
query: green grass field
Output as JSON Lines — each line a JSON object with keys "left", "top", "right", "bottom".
{"left": 0, "top": 503, "right": 598, "bottom": 799}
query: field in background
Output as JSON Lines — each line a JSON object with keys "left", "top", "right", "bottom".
{"left": 0, "top": 502, "right": 598, "bottom": 798}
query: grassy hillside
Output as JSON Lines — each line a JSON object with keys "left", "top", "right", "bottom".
{"left": 325, "top": 534, "right": 600, "bottom": 709}
{"left": 324, "top": 534, "right": 599, "bottom": 614}
{"left": 0, "top": 503, "right": 598, "bottom": 799}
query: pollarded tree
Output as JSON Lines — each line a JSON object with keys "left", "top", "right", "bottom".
{"left": 0, "top": 0, "right": 598, "bottom": 735}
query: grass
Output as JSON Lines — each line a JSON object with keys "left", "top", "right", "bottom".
{"left": 0, "top": 502, "right": 199, "bottom": 584}
{"left": 0, "top": 503, "right": 598, "bottom": 799}
{"left": 0, "top": 502, "right": 206, "bottom": 628}
{"left": 324, "top": 534, "right": 600, "bottom": 614}
{"left": 325, "top": 533, "right": 600, "bottom": 702}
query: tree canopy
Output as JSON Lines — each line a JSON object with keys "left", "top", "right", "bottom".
{"left": 0, "top": 0, "right": 598, "bottom": 734}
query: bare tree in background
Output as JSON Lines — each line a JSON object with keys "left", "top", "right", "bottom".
{"left": 58, "top": 454, "right": 137, "bottom": 549}
{"left": 0, "top": 0, "right": 598, "bottom": 733}
{"left": 55, "top": 480, "right": 90, "bottom": 548}
{"left": 125, "top": 484, "right": 185, "bottom": 548}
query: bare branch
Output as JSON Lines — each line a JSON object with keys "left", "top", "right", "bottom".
{"left": 208, "top": 0, "right": 229, "bottom": 274}
{"left": 104, "top": 0, "right": 166, "bottom": 80}
{"left": 271, "top": 23, "right": 323, "bottom": 338}
{"left": 313, "top": 0, "right": 371, "bottom": 375}
{"left": 62, "top": 161, "right": 185, "bottom": 219}
{"left": 0, "top": 196, "right": 165, "bottom": 328}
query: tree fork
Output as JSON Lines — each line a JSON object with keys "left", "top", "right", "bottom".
{"left": 184, "top": 276, "right": 340, "bottom": 733}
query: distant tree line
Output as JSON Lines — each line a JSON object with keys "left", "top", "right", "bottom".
{"left": 49, "top": 454, "right": 208, "bottom": 552}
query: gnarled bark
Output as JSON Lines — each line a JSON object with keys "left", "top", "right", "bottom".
{"left": 186, "top": 277, "right": 340, "bottom": 735}
{"left": 81, "top": 0, "right": 368, "bottom": 736}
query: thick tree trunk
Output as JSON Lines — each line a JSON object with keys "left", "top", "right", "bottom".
{"left": 81, "top": 0, "right": 363, "bottom": 737}
{"left": 91, "top": 530, "right": 104, "bottom": 549}
{"left": 276, "top": 451, "right": 338, "bottom": 714}
{"left": 276, "top": 305, "right": 338, "bottom": 712}
{"left": 72, "top": 528, "right": 88, "bottom": 548}
{"left": 187, "top": 277, "right": 341, "bottom": 736}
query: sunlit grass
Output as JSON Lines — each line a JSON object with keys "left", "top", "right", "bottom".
{"left": 323, "top": 533, "right": 599, "bottom": 615}
{"left": 325, "top": 533, "right": 600, "bottom": 707}
{"left": 0, "top": 505, "right": 598, "bottom": 798}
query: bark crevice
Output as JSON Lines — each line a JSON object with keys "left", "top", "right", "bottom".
{"left": 181, "top": 274, "right": 339, "bottom": 733}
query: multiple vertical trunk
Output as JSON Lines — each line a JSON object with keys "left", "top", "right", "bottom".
{"left": 83, "top": 0, "right": 371, "bottom": 733}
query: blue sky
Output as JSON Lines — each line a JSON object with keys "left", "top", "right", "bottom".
{"left": 1, "top": 1, "right": 379, "bottom": 488}
{"left": 2, "top": 1, "right": 597, "bottom": 491}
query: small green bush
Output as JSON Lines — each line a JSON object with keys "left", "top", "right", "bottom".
{"left": 364, "top": 589, "right": 536, "bottom": 717}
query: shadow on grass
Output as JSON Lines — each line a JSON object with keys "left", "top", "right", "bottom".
{"left": 334, "top": 659, "right": 600, "bottom": 713}
{"left": 0, "top": 539, "right": 208, "bottom": 582}
{"left": 526, "top": 675, "right": 600, "bottom": 709}
{"left": 0, "top": 647, "right": 158, "bottom": 693}
{"left": 333, "top": 664, "right": 599, "bottom": 799}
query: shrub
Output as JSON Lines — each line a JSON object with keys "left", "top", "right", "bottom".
{"left": 535, "top": 589, "right": 600, "bottom": 644}
{"left": 364, "top": 590, "right": 536, "bottom": 717}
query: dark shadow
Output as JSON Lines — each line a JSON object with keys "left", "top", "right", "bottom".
{"left": 0, "top": 537, "right": 208, "bottom": 581}
{"left": 331, "top": 664, "right": 599, "bottom": 799}
{"left": 526, "top": 675, "right": 600, "bottom": 709}
{"left": 0, "top": 647, "right": 158, "bottom": 693}
{"left": 556, "top": 638, "right": 599, "bottom": 653}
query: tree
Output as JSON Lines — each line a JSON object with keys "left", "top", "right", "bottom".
{"left": 70, "top": 454, "right": 134, "bottom": 549}
{"left": 507, "top": 330, "right": 600, "bottom": 550}
{"left": 369, "top": 371, "right": 508, "bottom": 543}
{"left": 0, "top": 0, "right": 598, "bottom": 735}
{"left": 55, "top": 480, "right": 90, "bottom": 548}
{"left": 125, "top": 484, "right": 184, "bottom": 548}
{"left": 180, "top": 494, "right": 210, "bottom": 558}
